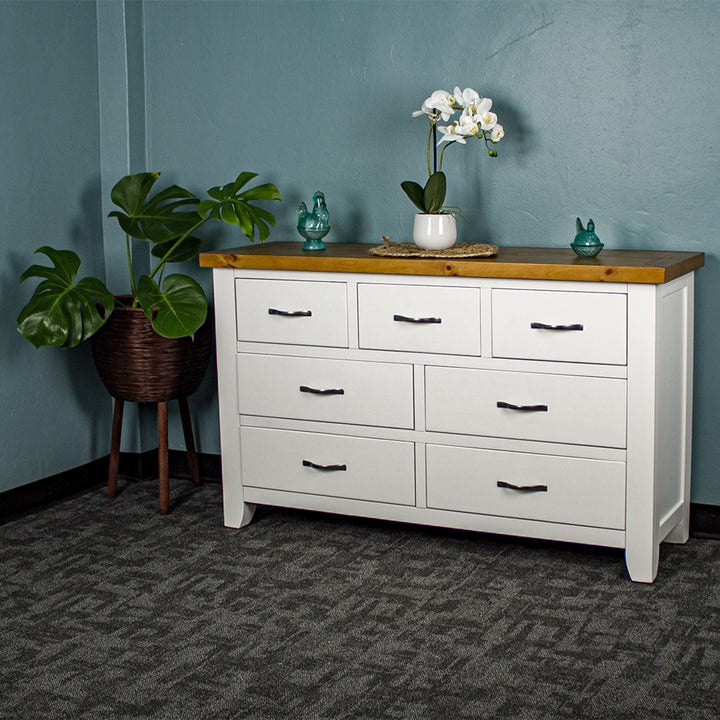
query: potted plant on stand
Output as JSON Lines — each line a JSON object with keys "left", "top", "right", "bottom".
{"left": 401, "top": 86, "right": 504, "bottom": 250}
{"left": 17, "top": 171, "right": 281, "bottom": 513}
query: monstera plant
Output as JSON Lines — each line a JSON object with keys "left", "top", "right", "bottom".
{"left": 17, "top": 171, "right": 281, "bottom": 347}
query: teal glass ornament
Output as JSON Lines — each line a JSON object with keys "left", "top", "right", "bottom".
{"left": 571, "top": 218, "right": 604, "bottom": 257}
{"left": 297, "top": 191, "right": 330, "bottom": 251}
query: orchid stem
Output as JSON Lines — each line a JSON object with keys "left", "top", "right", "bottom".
{"left": 426, "top": 118, "right": 434, "bottom": 177}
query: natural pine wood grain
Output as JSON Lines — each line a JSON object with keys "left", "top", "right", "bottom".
{"left": 199, "top": 242, "right": 704, "bottom": 284}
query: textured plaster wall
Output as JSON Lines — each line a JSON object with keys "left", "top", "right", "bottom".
{"left": 2, "top": 1, "right": 719, "bottom": 506}
{"left": 0, "top": 1, "right": 108, "bottom": 492}
{"left": 142, "top": 0, "right": 720, "bottom": 504}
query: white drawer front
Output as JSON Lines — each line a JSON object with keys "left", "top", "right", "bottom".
{"left": 237, "top": 353, "right": 414, "bottom": 429}
{"left": 492, "top": 289, "right": 627, "bottom": 364}
{"left": 358, "top": 283, "right": 481, "bottom": 355}
{"left": 235, "top": 279, "right": 348, "bottom": 347}
{"left": 425, "top": 367, "right": 627, "bottom": 447}
{"left": 241, "top": 427, "right": 415, "bottom": 505}
{"left": 426, "top": 444, "right": 626, "bottom": 529}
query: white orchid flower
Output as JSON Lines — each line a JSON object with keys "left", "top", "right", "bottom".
{"left": 412, "top": 89, "right": 456, "bottom": 121}
{"left": 479, "top": 111, "right": 498, "bottom": 131}
{"left": 490, "top": 124, "right": 505, "bottom": 142}
{"left": 457, "top": 113, "right": 481, "bottom": 138}
{"left": 437, "top": 123, "right": 468, "bottom": 145}
{"left": 454, "top": 87, "right": 492, "bottom": 117}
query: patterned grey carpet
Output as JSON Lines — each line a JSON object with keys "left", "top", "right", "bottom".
{"left": 1, "top": 478, "right": 720, "bottom": 720}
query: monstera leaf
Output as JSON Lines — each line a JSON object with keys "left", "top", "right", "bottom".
{"left": 17, "top": 247, "right": 114, "bottom": 348}
{"left": 135, "top": 274, "right": 208, "bottom": 339}
{"left": 198, "top": 172, "right": 281, "bottom": 242}
{"left": 150, "top": 236, "right": 204, "bottom": 264}
{"left": 109, "top": 172, "right": 201, "bottom": 245}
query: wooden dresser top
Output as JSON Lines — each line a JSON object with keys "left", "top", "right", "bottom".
{"left": 199, "top": 242, "right": 704, "bottom": 284}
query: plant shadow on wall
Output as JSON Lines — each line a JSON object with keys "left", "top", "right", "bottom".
{"left": 449, "top": 97, "right": 532, "bottom": 244}
{"left": 400, "top": 86, "right": 506, "bottom": 250}
{"left": 15, "top": 170, "right": 281, "bottom": 442}
{"left": 17, "top": 171, "right": 281, "bottom": 348}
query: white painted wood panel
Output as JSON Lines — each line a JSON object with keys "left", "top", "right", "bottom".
{"left": 241, "top": 427, "right": 415, "bottom": 505}
{"left": 358, "top": 283, "right": 481, "bottom": 355}
{"left": 426, "top": 444, "right": 626, "bottom": 529}
{"left": 235, "top": 278, "right": 348, "bottom": 347}
{"left": 425, "top": 366, "right": 627, "bottom": 448}
{"left": 237, "top": 353, "right": 414, "bottom": 429}
{"left": 211, "top": 265, "right": 698, "bottom": 583}
{"left": 492, "top": 289, "right": 627, "bottom": 364}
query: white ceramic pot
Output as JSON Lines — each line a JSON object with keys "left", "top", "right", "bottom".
{"left": 413, "top": 213, "right": 457, "bottom": 250}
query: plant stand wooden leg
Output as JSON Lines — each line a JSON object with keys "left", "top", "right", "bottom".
{"left": 108, "top": 398, "right": 124, "bottom": 499}
{"left": 158, "top": 400, "right": 169, "bottom": 515}
{"left": 178, "top": 396, "right": 201, "bottom": 487}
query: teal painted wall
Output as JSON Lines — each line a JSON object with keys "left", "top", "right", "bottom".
{"left": 141, "top": 0, "right": 720, "bottom": 504}
{"left": 0, "top": 1, "right": 108, "bottom": 493}
{"left": 3, "top": 1, "right": 720, "bottom": 507}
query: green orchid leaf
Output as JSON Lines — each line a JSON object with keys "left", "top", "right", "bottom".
{"left": 401, "top": 181, "right": 427, "bottom": 213}
{"left": 150, "top": 236, "right": 204, "bottom": 263}
{"left": 17, "top": 247, "right": 114, "bottom": 349}
{"left": 136, "top": 274, "right": 207, "bottom": 339}
{"left": 423, "top": 171, "right": 446, "bottom": 214}
{"left": 109, "top": 172, "right": 200, "bottom": 244}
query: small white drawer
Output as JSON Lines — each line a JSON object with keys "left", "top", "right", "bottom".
{"left": 237, "top": 353, "right": 414, "bottom": 429}
{"left": 426, "top": 444, "right": 626, "bottom": 529}
{"left": 241, "top": 427, "right": 415, "bottom": 505}
{"left": 425, "top": 367, "right": 627, "bottom": 447}
{"left": 235, "top": 278, "right": 348, "bottom": 347}
{"left": 358, "top": 283, "right": 481, "bottom": 355}
{"left": 492, "top": 289, "right": 627, "bottom": 364}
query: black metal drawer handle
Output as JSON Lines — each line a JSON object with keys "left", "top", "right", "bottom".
{"left": 268, "top": 308, "right": 312, "bottom": 317}
{"left": 393, "top": 314, "right": 442, "bottom": 324}
{"left": 299, "top": 385, "right": 345, "bottom": 396}
{"left": 303, "top": 460, "right": 347, "bottom": 472}
{"left": 530, "top": 322, "right": 583, "bottom": 331}
{"left": 497, "top": 401, "right": 548, "bottom": 412}
{"left": 497, "top": 480, "right": 548, "bottom": 493}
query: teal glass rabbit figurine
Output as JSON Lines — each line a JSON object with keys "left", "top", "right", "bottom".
{"left": 571, "top": 217, "right": 604, "bottom": 257}
{"left": 297, "top": 191, "right": 330, "bottom": 251}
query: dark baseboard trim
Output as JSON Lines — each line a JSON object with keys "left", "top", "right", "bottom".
{"left": 690, "top": 503, "right": 720, "bottom": 540}
{"left": 0, "top": 451, "right": 222, "bottom": 523}
{"left": 3, "top": 458, "right": 720, "bottom": 540}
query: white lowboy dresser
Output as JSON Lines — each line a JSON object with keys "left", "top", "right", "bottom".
{"left": 200, "top": 243, "right": 704, "bottom": 583}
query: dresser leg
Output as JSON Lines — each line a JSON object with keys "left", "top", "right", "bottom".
{"left": 624, "top": 541, "right": 659, "bottom": 583}
{"left": 224, "top": 501, "right": 256, "bottom": 529}
{"left": 663, "top": 505, "right": 691, "bottom": 544}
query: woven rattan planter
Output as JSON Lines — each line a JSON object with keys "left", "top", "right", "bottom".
{"left": 90, "top": 298, "right": 213, "bottom": 403}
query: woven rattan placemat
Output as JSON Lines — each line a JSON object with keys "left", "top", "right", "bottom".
{"left": 369, "top": 239, "right": 498, "bottom": 259}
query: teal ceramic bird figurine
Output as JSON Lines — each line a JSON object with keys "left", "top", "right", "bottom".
{"left": 297, "top": 191, "right": 330, "bottom": 251}
{"left": 571, "top": 217, "right": 604, "bottom": 257}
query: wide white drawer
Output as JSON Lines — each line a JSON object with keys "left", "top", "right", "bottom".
{"left": 235, "top": 278, "right": 348, "bottom": 347}
{"left": 358, "top": 283, "right": 481, "bottom": 355}
{"left": 426, "top": 444, "right": 626, "bottom": 529}
{"left": 425, "top": 367, "right": 627, "bottom": 447}
{"left": 237, "top": 353, "right": 414, "bottom": 428}
{"left": 241, "top": 427, "right": 415, "bottom": 505}
{"left": 492, "top": 289, "right": 627, "bottom": 364}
